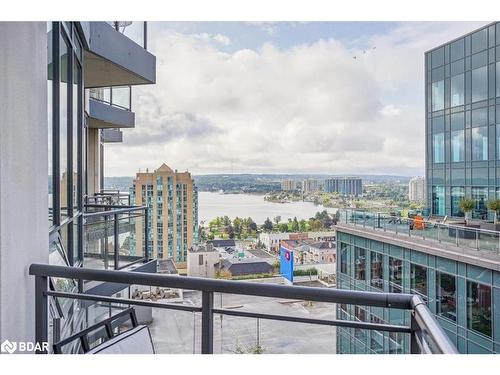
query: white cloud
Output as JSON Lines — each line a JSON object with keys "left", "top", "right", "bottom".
{"left": 213, "top": 33, "right": 231, "bottom": 45}
{"left": 105, "top": 21, "right": 487, "bottom": 176}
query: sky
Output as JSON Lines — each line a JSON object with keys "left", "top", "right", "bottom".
{"left": 105, "top": 21, "right": 487, "bottom": 177}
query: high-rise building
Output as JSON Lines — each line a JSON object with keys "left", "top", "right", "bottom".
{"left": 409, "top": 176, "right": 426, "bottom": 203}
{"left": 324, "top": 177, "right": 363, "bottom": 196}
{"left": 302, "top": 178, "right": 320, "bottom": 193}
{"left": 426, "top": 22, "right": 500, "bottom": 219}
{"left": 281, "top": 179, "right": 296, "bottom": 191}
{"left": 131, "top": 164, "right": 198, "bottom": 264}
{"left": 336, "top": 22, "right": 500, "bottom": 354}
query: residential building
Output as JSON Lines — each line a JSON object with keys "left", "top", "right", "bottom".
{"left": 131, "top": 163, "right": 198, "bottom": 264}
{"left": 426, "top": 22, "right": 500, "bottom": 219}
{"left": 187, "top": 244, "right": 219, "bottom": 278}
{"left": 336, "top": 21, "right": 500, "bottom": 355}
{"left": 218, "top": 258, "right": 274, "bottom": 277}
{"left": 259, "top": 231, "right": 335, "bottom": 253}
{"left": 336, "top": 210, "right": 500, "bottom": 354}
{"left": 302, "top": 178, "right": 320, "bottom": 193}
{"left": 324, "top": 177, "right": 363, "bottom": 196}
{"left": 0, "top": 21, "right": 156, "bottom": 347}
{"left": 281, "top": 179, "right": 296, "bottom": 191}
{"left": 281, "top": 239, "right": 335, "bottom": 265}
{"left": 409, "top": 176, "right": 426, "bottom": 203}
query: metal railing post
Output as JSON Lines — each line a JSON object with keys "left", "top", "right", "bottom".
{"left": 114, "top": 213, "right": 119, "bottom": 270}
{"left": 201, "top": 291, "right": 214, "bottom": 354}
{"left": 104, "top": 215, "right": 109, "bottom": 269}
{"left": 455, "top": 226, "right": 459, "bottom": 246}
{"left": 144, "top": 207, "right": 150, "bottom": 259}
{"left": 437, "top": 224, "right": 440, "bottom": 242}
{"left": 410, "top": 313, "right": 420, "bottom": 354}
{"left": 35, "top": 275, "right": 49, "bottom": 354}
{"left": 475, "top": 229, "right": 479, "bottom": 250}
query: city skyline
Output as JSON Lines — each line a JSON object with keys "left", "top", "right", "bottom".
{"left": 105, "top": 21, "right": 486, "bottom": 177}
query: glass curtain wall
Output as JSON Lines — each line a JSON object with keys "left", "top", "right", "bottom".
{"left": 48, "top": 22, "right": 84, "bottom": 266}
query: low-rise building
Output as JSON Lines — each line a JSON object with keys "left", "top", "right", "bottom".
{"left": 219, "top": 258, "right": 274, "bottom": 277}
{"left": 187, "top": 244, "right": 220, "bottom": 278}
{"left": 259, "top": 231, "right": 335, "bottom": 253}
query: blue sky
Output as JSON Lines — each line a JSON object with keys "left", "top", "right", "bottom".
{"left": 106, "top": 21, "right": 488, "bottom": 177}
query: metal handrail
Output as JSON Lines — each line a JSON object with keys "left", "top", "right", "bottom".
{"left": 29, "top": 263, "right": 458, "bottom": 354}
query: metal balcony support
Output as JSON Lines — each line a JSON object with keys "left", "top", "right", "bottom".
{"left": 201, "top": 291, "right": 214, "bottom": 354}
{"left": 114, "top": 213, "right": 119, "bottom": 270}
{"left": 34, "top": 275, "right": 49, "bottom": 354}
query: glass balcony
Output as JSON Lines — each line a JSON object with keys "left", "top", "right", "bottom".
{"left": 337, "top": 209, "right": 500, "bottom": 255}
{"left": 106, "top": 21, "right": 147, "bottom": 49}
{"left": 83, "top": 198, "right": 150, "bottom": 270}
{"left": 89, "top": 86, "right": 131, "bottom": 111}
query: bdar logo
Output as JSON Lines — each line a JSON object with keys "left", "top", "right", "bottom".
{"left": 1, "top": 340, "right": 17, "bottom": 354}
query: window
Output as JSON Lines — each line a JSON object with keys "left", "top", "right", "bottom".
{"left": 354, "top": 307, "right": 367, "bottom": 341}
{"left": 431, "top": 80, "right": 444, "bottom": 111}
{"left": 340, "top": 243, "right": 349, "bottom": 275}
{"left": 48, "top": 23, "right": 53, "bottom": 227}
{"left": 389, "top": 257, "right": 402, "bottom": 293}
{"left": 433, "top": 132, "right": 444, "bottom": 163}
{"left": 467, "top": 281, "right": 492, "bottom": 337}
{"left": 370, "top": 251, "right": 383, "bottom": 290}
{"left": 497, "top": 62, "right": 500, "bottom": 97}
{"left": 432, "top": 186, "right": 445, "bottom": 216}
{"left": 451, "top": 187, "right": 465, "bottom": 217}
{"left": 410, "top": 264, "right": 427, "bottom": 301}
{"left": 472, "top": 187, "right": 488, "bottom": 220}
{"left": 354, "top": 247, "right": 366, "bottom": 281}
{"left": 450, "top": 74, "right": 464, "bottom": 107}
{"left": 451, "top": 130, "right": 464, "bottom": 162}
{"left": 497, "top": 124, "right": 500, "bottom": 160}
{"left": 60, "top": 36, "right": 69, "bottom": 220}
{"left": 471, "top": 127, "right": 488, "bottom": 161}
{"left": 436, "top": 272, "right": 456, "bottom": 322}
{"left": 471, "top": 66, "right": 487, "bottom": 102}
{"left": 198, "top": 254, "right": 204, "bottom": 266}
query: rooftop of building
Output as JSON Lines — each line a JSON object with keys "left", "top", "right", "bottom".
{"left": 189, "top": 244, "right": 216, "bottom": 253}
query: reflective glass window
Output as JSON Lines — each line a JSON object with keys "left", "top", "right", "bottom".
{"left": 410, "top": 264, "right": 427, "bottom": 301}
{"left": 472, "top": 187, "right": 488, "bottom": 220}
{"left": 471, "top": 66, "right": 487, "bottom": 102}
{"left": 436, "top": 272, "right": 456, "bottom": 322}
{"left": 451, "top": 130, "right": 464, "bottom": 162}
{"left": 471, "top": 127, "right": 488, "bottom": 161}
{"left": 432, "top": 80, "right": 444, "bottom": 111}
{"left": 370, "top": 251, "right": 383, "bottom": 290}
{"left": 450, "top": 73, "right": 464, "bottom": 107}
{"left": 389, "top": 257, "right": 402, "bottom": 293}
{"left": 467, "top": 281, "right": 491, "bottom": 337}
{"left": 433, "top": 132, "right": 444, "bottom": 163}
{"left": 432, "top": 186, "right": 445, "bottom": 216}
{"left": 354, "top": 247, "right": 366, "bottom": 281}
{"left": 451, "top": 187, "right": 465, "bottom": 217}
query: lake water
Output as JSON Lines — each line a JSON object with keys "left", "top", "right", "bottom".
{"left": 198, "top": 192, "right": 334, "bottom": 224}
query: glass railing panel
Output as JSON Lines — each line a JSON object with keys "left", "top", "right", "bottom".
{"left": 83, "top": 214, "right": 116, "bottom": 270}
{"left": 117, "top": 22, "right": 146, "bottom": 49}
{"left": 111, "top": 86, "right": 131, "bottom": 110}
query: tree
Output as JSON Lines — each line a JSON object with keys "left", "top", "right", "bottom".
{"left": 273, "top": 215, "right": 281, "bottom": 225}
{"left": 278, "top": 223, "right": 289, "bottom": 233}
{"left": 227, "top": 225, "right": 235, "bottom": 239}
{"left": 233, "top": 217, "right": 242, "bottom": 238}
{"left": 299, "top": 219, "right": 307, "bottom": 232}
{"left": 291, "top": 217, "right": 300, "bottom": 232}
{"left": 459, "top": 198, "right": 476, "bottom": 224}
{"left": 263, "top": 217, "right": 273, "bottom": 232}
{"left": 222, "top": 216, "right": 231, "bottom": 227}
{"left": 487, "top": 199, "right": 500, "bottom": 224}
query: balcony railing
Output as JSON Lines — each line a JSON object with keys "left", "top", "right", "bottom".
{"left": 83, "top": 202, "right": 149, "bottom": 270}
{"left": 85, "top": 191, "right": 131, "bottom": 206}
{"left": 107, "top": 21, "right": 147, "bottom": 49}
{"left": 338, "top": 209, "right": 500, "bottom": 254}
{"left": 29, "top": 264, "right": 458, "bottom": 354}
{"left": 89, "top": 86, "right": 132, "bottom": 111}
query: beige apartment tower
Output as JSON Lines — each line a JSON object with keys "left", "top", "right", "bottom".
{"left": 131, "top": 163, "right": 198, "bottom": 266}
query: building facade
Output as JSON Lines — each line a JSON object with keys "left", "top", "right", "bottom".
{"left": 0, "top": 21, "right": 156, "bottom": 347}
{"left": 336, "top": 223, "right": 500, "bottom": 354}
{"left": 426, "top": 22, "right": 500, "bottom": 219}
{"left": 302, "top": 179, "right": 320, "bottom": 193}
{"left": 131, "top": 163, "right": 198, "bottom": 264}
{"left": 187, "top": 244, "right": 219, "bottom": 278}
{"left": 324, "top": 177, "right": 363, "bottom": 196}
{"left": 281, "top": 179, "right": 296, "bottom": 191}
{"left": 409, "top": 176, "right": 426, "bottom": 203}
